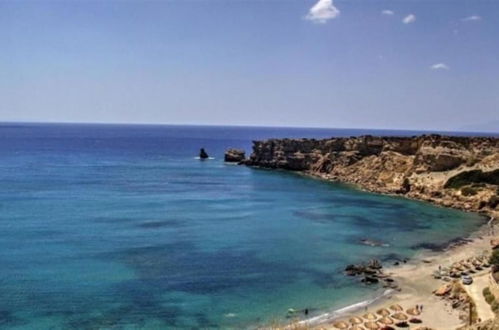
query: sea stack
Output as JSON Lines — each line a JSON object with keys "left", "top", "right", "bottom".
{"left": 199, "top": 148, "right": 209, "bottom": 159}
{"left": 224, "top": 149, "right": 245, "bottom": 163}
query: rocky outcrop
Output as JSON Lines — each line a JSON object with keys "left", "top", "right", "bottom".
{"left": 224, "top": 149, "right": 245, "bottom": 163}
{"left": 243, "top": 135, "right": 499, "bottom": 216}
{"left": 199, "top": 148, "right": 209, "bottom": 159}
{"left": 344, "top": 259, "right": 400, "bottom": 289}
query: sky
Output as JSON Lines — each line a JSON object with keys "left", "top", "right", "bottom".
{"left": 1, "top": 0, "right": 498, "bottom": 132}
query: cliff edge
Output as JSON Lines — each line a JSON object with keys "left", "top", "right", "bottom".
{"left": 243, "top": 135, "right": 499, "bottom": 215}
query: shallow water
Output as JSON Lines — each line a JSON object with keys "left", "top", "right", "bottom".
{"left": 0, "top": 124, "right": 487, "bottom": 329}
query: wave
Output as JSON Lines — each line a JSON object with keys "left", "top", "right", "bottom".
{"left": 291, "top": 289, "right": 394, "bottom": 328}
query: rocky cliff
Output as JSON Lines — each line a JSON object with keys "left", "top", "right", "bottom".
{"left": 243, "top": 135, "right": 499, "bottom": 216}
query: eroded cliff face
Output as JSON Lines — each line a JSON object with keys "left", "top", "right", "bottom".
{"left": 244, "top": 135, "right": 499, "bottom": 215}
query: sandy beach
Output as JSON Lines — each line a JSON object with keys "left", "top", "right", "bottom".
{"left": 375, "top": 224, "right": 494, "bottom": 330}
{"left": 280, "top": 214, "right": 498, "bottom": 330}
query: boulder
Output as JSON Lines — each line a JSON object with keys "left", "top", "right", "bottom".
{"left": 361, "top": 276, "right": 379, "bottom": 284}
{"left": 368, "top": 259, "right": 383, "bottom": 270}
{"left": 345, "top": 264, "right": 363, "bottom": 276}
{"left": 224, "top": 149, "right": 245, "bottom": 162}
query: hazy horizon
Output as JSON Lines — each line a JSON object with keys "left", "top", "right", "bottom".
{"left": 2, "top": 119, "right": 499, "bottom": 135}
{"left": 2, "top": 0, "right": 498, "bottom": 132}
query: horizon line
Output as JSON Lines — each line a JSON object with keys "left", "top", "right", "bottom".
{"left": 0, "top": 119, "right": 498, "bottom": 135}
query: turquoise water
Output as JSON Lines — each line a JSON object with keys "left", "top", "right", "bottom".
{"left": 0, "top": 124, "right": 486, "bottom": 329}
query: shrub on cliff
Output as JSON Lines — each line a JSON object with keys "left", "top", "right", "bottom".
{"left": 461, "top": 186, "right": 478, "bottom": 196}
{"left": 492, "top": 301, "right": 499, "bottom": 313}
{"left": 444, "top": 169, "right": 499, "bottom": 189}
{"left": 489, "top": 250, "right": 499, "bottom": 269}
{"left": 483, "top": 287, "right": 495, "bottom": 304}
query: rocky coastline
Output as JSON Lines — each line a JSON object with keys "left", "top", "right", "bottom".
{"left": 230, "top": 135, "right": 499, "bottom": 217}
{"left": 224, "top": 134, "right": 499, "bottom": 329}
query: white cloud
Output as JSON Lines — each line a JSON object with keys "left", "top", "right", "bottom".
{"left": 305, "top": 0, "right": 340, "bottom": 24}
{"left": 402, "top": 14, "right": 416, "bottom": 24}
{"left": 462, "top": 15, "right": 482, "bottom": 22}
{"left": 381, "top": 10, "right": 394, "bottom": 16}
{"left": 430, "top": 63, "right": 450, "bottom": 70}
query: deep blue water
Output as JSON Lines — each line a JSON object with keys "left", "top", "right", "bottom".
{"left": 0, "top": 123, "right": 489, "bottom": 329}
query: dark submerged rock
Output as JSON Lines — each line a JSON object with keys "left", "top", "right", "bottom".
{"left": 361, "top": 276, "right": 379, "bottom": 284}
{"left": 345, "top": 264, "right": 363, "bottom": 276}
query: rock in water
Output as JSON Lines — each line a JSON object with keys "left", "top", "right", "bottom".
{"left": 224, "top": 149, "right": 245, "bottom": 162}
{"left": 368, "top": 259, "right": 383, "bottom": 270}
{"left": 361, "top": 276, "right": 379, "bottom": 284}
{"left": 199, "top": 148, "right": 209, "bottom": 159}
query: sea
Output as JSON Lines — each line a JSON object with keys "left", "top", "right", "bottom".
{"left": 0, "top": 123, "right": 493, "bottom": 329}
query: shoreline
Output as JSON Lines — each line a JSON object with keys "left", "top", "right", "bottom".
{"left": 245, "top": 157, "right": 498, "bottom": 329}
{"left": 241, "top": 134, "right": 499, "bottom": 220}
{"left": 300, "top": 169, "right": 497, "bottom": 219}
{"left": 288, "top": 289, "right": 395, "bottom": 329}
{"left": 249, "top": 166, "right": 496, "bottom": 220}
{"left": 276, "top": 221, "right": 496, "bottom": 330}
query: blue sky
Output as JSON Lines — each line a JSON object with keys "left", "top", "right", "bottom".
{"left": 1, "top": 0, "right": 498, "bottom": 131}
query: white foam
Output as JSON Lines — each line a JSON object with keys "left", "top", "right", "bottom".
{"left": 289, "top": 289, "right": 394, "bottom": 328}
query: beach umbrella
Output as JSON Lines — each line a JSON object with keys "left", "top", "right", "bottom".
{"left": 409, "top": 317, "right": 422, "bottom": 324}
{"left": 406, "top": 307, "right": 421, "bottom": 316}
{"left": 379, "top": 326, "right": 395, "bottom": 330}
{"left": 394, "top": 321, "right": 409, "bottom": 328}
{"left": 350, "top": 316, "right": 364, "bottom": 325}
{"left": 350, "top": 326, "right": 365, "bottom": 330}
{"left": 378, "top": 317, "right": 393, "bottom": 325}
{"left": 389, "top": 304, "right": 403, "bottom": 312}
{"left": 391, "top": 312, "right": 408, "bottom": 321}
{"left": 363, "top": 313, "right": 377, "bottom": 320}
{"left": 333, "top": 320, "right": 349, "bottom": 329}
{"left": 364, "top": 321, "right": 379, "bottom": 329}
{"left": 376, "top": 308, "right": 390, "bottom": 317}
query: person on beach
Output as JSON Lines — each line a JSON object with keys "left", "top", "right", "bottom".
{"left": 488, "top": 216, "right": 495, "bottom": 235}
